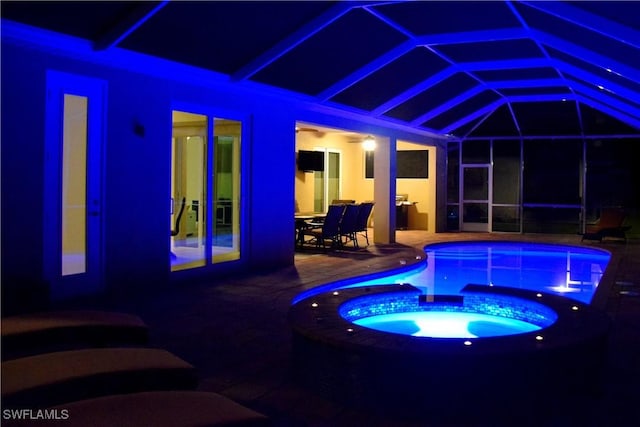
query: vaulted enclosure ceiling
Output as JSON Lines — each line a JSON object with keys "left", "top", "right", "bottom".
{"left": 3, "top": 1, "right": 640, "bottom": 138}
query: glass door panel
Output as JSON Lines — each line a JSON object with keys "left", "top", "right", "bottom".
{"left": 62, "top": 94, "right": 88, "bottom": 276}
{"left": 45, "top": 71, "right": 104, "bottom": 299}
{"left": 171, "top": 111, "right": 207, "bottom": 271}
{"left": 462, "top": 165, "right": 490, "bottom": 232}
{"left": 313, "top": 170, "right": 324, "bottom": 213}
{"left": 327, "top": 151, "right": 340, "bottom": 206}
{"left": 212, "top": 118, "right": 241, "bottom": 263}
{"left": 313, "top": 149, "right": 341, "bottom": 213}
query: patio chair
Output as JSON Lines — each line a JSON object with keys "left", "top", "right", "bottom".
{"left": 355, "top": 201, "right": 375, "bottom": 247}
{"left": 171, "top": 197, "right": 186, "bottom": 237}
{"left": 170, "top": 197, "right": 186, "bottom": 260}
{"left": 298, "top": 204, "right": 345, "bottom": 250}
{"left": 582, "top": 207, "right": 631, "bottom": 242}
{"left": 339, "top": 203, "right": 361, "bottom": 248}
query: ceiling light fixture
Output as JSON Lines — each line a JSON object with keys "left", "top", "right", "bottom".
{"left": 362, "top": 135, "right": 376, "bottom": 151}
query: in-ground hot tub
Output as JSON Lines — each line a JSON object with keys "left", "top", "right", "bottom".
{"left": 289, "top": 283, "right": 611, "bottom": 416}
{"left": 340, "top": 284, "right": 558, "bottom": 338}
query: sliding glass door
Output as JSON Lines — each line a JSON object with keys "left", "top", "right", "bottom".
{"left": 212, "top": 120, "right": 241, "bottom": 263}
{"left": 171, "top": 111, "right": 207, "bottom": 270}
{"left": 171, "top": 110, "right": 242, "bottom": 271}
{"left": 313, "top": 149, "right": 341, "bottom": 213}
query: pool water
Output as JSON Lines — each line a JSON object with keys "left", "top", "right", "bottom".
{"left": 340, "top": 242, "right": 610, "bottom": 304}
{"left": 292, "top": 241, "right": 610, "bottom": 338}
{"left": 289, "top": 243, "right": 613, "bottom": 409}
{"left": 353, "top": 311, "right": 541, "bottom": 338}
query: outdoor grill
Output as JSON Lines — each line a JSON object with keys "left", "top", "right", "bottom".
{"left": 395, "top": 194, "right": 416, "bottom": 230}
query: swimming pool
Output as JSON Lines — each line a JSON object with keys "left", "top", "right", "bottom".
{"left": 288, "top": 241, "right": 612, "bottom": 413}
{"left": 293, "top": 241, "right": 611, "bottom": 304}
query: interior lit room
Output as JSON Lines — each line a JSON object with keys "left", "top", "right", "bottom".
{"left": 2, "top": 2, "right": 639, "bottom": 426}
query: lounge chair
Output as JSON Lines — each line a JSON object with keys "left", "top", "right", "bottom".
{"left": 298, "top": 204, "right": 345, "bottom": 250}
{"left": 1, "top": 348, "right": 198, "bottom": 408}
{"left": 339, "top": 203, "right": 361, "bottom": 248}
{"left": 582, "top": 208, "right": 631, "bottom": 242}
{"left": 355, "top": 202, "right": 375, "bottom": 247}
{"left": 30, "top": 391, "right": 269, "bottom": 427}
{"left": 1, "top": 310, "right": 149, "bottom": 360}
{"left": 331, "top": 199, "right": 355, "bottom": 205}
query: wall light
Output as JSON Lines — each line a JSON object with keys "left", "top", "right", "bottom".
{"left": 362, "top": 135, "right": 376, "bottom": 151}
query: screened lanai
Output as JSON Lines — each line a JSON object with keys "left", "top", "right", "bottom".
{"left": 3, "top": 0, "right": 639, "bottom": 236}
{"left": 3, "top": 2, "right": 638, "bottom": 132}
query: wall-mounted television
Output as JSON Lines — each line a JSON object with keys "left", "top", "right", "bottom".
{"left": 297, "top": 150, "right": 324, "bottom": 172}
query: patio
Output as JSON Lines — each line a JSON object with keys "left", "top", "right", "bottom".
{"left": 54, "top": 231, "right": 640, "bottom": 426}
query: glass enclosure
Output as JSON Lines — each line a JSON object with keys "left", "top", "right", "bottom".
{"left": 447, "top": 136, "right": 638, "bottom": 234}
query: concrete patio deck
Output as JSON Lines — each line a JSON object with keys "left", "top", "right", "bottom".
{"left": 54, "top": 231, "right": 640, "bottom": 426}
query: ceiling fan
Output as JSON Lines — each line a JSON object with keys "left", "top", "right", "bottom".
{"left": 295, "top": 126, "right": 326, "bottom": 138}
{"left": 295, "top": 126, "right": 319, "bottom": 133}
